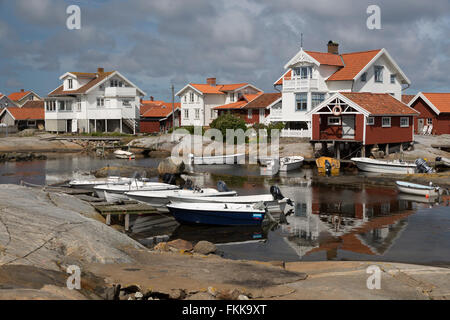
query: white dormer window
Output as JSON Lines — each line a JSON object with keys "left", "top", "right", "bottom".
{"left": 374, "top": 66, "right": 384, "bottom": 83}
{"left": 190, "top": 92, "right": 194, "bottom": 102}
{"left": 230, "top": 93, "right": 235, "bottom": 102}
{"left": 293, "top": 66, "right": 312, "bottom": 79}
{"left": 390, "top": 74, "right": 396, "bottom": 84}
{"left": 110, "top": 80, "right": 119, "bottom": 87}
{"left": 68, "top": 79, "right": 73, "bottom": 89}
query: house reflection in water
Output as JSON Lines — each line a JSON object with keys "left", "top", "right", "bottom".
{"left": 280, "top": 186, "right": 416, "bottom": 260}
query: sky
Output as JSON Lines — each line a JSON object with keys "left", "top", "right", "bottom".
{"left": 0, "top": 0, "right": 449, "bottom": 101}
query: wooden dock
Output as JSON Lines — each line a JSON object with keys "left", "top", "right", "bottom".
{"left": 92, "top": 201, "right": 160, "bottom": 231}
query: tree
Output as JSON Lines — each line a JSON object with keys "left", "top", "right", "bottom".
{"left": 210, "top": 113, "right": 247, "bottom": 139}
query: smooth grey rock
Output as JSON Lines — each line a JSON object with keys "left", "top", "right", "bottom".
{"left": 194, "top": 241, "right": 217, "bottom": 255}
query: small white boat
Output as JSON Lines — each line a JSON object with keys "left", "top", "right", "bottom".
{"left": 260, "top": 158, "right": 280, "bottom": 176}
{"left": 69, "top": 176, "right": 142, "bottom": 190}
{"left": 396, "top": 181, "right": 443, "bottom": 197}
{"left": 94, "top": 181, "right": 179, "bottom": 202}
{"left": 436, "top": 157, "right": 450, "bottom": 167}
{"left": 114, "top": 150, "right": 135, "bottom": 159}
{"left": 126, "top": 188, "right": 237, "bottom": 210}
{"left": 188, "top": 153, "right": 245, "bottom": 165}
{"left": 279, "top": 156, "right": 304, "bottom": 172}
{"left": 351, "top": 157, "right": 416, "bottom": 174}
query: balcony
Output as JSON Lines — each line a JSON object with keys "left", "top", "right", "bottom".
{"left": 105, "top": 87, "right": 136, "bottom": 97}
{"left": 283, "top": 78, "right": 319, "bottom": 91}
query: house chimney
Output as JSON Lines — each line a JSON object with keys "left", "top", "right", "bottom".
{"left": 150, "top": 96, "right": 154, "bottom": 101}
{"left": 207, "top": 78, "right": 216, "bottom": 86}
{"left": 97, "top": 67, "right": 104, "bottom": 73}
{"left": 20, "top": 89, "right": 24, "bottom": 92}
{"left": 327, "top": 40, "right": 339, "bottom": 54}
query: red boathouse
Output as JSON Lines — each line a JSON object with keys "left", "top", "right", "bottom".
{"left": 307, "top": 92, "right": 419, "bottom": 158}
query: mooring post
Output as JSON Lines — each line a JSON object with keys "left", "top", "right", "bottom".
{"left": 125, "top": 214, "right": 130, "bottom": 231}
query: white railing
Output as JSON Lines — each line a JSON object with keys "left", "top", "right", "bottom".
{"left": 283, "top": 78, "right": 319, "bottom": 91}
{"left": 280, "top": 128, "right": 311, "bottom": 138}
{"left": 105, "top": 87, "right": 136, "bottom": 97}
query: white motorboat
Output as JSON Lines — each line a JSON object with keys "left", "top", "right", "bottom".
{"left": 94, "top": 181, "right": 179, "bottom": 202}
{"left": 436, "top": 157, "right": 450, "bottom": 167}
{"left": 260, "top": 158, "right": 280, "bottom": 176}
{"left": 126, "top": 188, "right": 237, "bottom": 210}
{"left": 69, "top": 176, "right": 143, "bottom": 190}
{"left": 395, "top": 181, "right": 443, "bottom": 197}
{"left": 279, "top": 156, "right": 304, "bottom": 172}
{"left": 114, "top": 150, "right": 135, "bottom": 159}
{"left": 351, "top": 157, "right": 417, "bottom": 174}
{"left": 188, "top": 153, "right": 245, "bottom": 165}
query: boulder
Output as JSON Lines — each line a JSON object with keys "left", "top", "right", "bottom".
{"left": 167, "top": 239, "right": 193, "bottom": 251}
{"left": 193, "top": 241, "right": 217, "bottom": 255}
{"left": 157, "top": 157, "right": 185, "bottom": 175}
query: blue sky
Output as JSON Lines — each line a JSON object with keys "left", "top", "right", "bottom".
{"left": 0, "top": 0, "right": 449, "bottom": 101}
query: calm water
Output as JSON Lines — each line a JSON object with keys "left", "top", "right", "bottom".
{"left": 1, "top": 155, "right": 449, "bottom": 267}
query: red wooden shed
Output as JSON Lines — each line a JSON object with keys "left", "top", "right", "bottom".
{"left": 407, "top": 92, "right": 450, "bottom": 135}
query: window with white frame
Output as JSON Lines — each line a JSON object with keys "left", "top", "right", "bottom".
{"left": 122, "top": 100, "right": 132, "bottom": 107}
{"left": 190, "top": 93, "right": 194, "bottom": 103}
{"left": 293, "top": 66, "right": 312, "bottom": 79}
{"left": 184, "top": 109, "right": 189, "bottom": 119}
{"left": 390, "top": 74, "right": 396, "bottom": 84}
{"left": 76, "top": 100, "right": 81, "bottom": 112}
{"left": 295, "top": 93, "right": 307, "bottom": 111}
{"left": 58, "top": 101, "right": 66, "bottom": 111}
{"left": 110, "top": 80, "right": 119, "bottom": 87}
{"left": 97, "top": 98, "right": 104, "bottom": 107}
{"left": 400, "top": 117, "right": 409, "bottom": 127}
{"left": 68, "top": 79, "right": 73, "bottom": 89}
{"left": 230, "top": 93, "right": 235, "bottom": 102}
{"left": 374, "top": 66, "right": 384, "bottom": 83}
{"left": 248, "top": 109, "right": 252, "bottom": 119}
{"left": 311, "top": 93, "right": 325, "bottom": 108}
{"left": 427, "top": 118, "right": 432, "bottom": 125}
{"left": 328, "top": 117, "right": 341, "bottom": 125}
{"left": 367, "top": 117, "right": 374, "bottom": 125}
{"left": 194, "top": 108, "right": 200, "bottom": 119}
{"left": 184, "top": 95, "right": 187, "bottom": 102}
{"left": 382, "top": 117, "right": 391, "bottom": 127}
{"left": 46, "top": 101, "right": 56, "bottom": 112}
{"left": 361, "top": 72, "right": 367, "bottom": 82}
{"left": 210, "top": 109, "right": 216, "bottom": 119}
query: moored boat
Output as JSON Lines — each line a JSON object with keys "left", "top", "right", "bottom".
{"left": 351, "top": 157, "right": 416, "bottom": 174}
{"left": 69, "top": 176, "right": 144, "bottom": 190}
{"left": 166, "top": 202, "right": 266, "bottom": 226}
{"left": 395, "top": 181, "right": 443, "bottom": 197}
{"left": 279, "top": 156, "right": 304, "bottom": 172}
{"left": 316, "top": 157, "right": 340, "bottom": 175}
{"left": 114, "top": 150, "right": 135, "bottom": 159}
{"left": 126, "top": 187, "right": 237, "bottom": 209}
{"left": 94, "top": 181, "right": 179, "bottom": 202}
{"left": 188, "top": 153, "right": 245, "bottom": 165}
{"left": 260, "top": 157, "right": 279, "bottom": 176}
{"left": 436, "top": 156, "right": 450, "bottom": 167}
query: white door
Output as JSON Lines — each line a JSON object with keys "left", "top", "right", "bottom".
{"left": 342, "top": 115, "right": 355, "bottom": 139}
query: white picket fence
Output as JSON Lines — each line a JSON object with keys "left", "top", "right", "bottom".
{"left": 280, "top": 128, "right": 311, "bottom": 138}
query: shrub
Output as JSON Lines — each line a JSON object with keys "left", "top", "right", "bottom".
{"left": 210, "top": 114, "right": 247, "bottom": 140}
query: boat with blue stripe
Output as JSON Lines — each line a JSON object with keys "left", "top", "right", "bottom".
{"left": 166, "top": 202, "right": 266, "bottom": 226}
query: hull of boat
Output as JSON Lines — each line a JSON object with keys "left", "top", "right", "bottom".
{"left": 167, "top": 206, "right": 265, "bottom": 226}
{"left": 190, "top": 153, "right": 245, "bottom": 165}
{"left": 104, "top": 191, "right": 129, "bottom": 203}
{"left": 353, "top": 160, "right": 416, "bottom": 174}
{"left": 316, "top": 157, "right": 340, "bottom": 174}
{"left": 280, "top": 159, "right": 303, "bottom": 172}
{"left": 396, "top": 181, "right": 441, "bottom": 197}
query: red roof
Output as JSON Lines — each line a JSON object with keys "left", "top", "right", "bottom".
{"left": 4, "top": 106, "right": 44, "bottom": 120}
{"left": 327, "top": 50, "right": 381, "bottom": 81}
{"left": 340, "top": 92, "right": 419, "bottom": 116}
{"left": 140, "top": 100, "right": 180, "bottom": 118}
{"left": 8, "top": 90, "right": 31, "bottom": 101}
{"left": 401, "top": 94, "right": 416, "bottom": 105}
{"left": 243, "top": 93, "right": 281, "bottom": 109}
{"left": 305, "top": 51, "right": 344, "bottom": 66}
{"left": 214, "top": 93, "right": 279, "bottom": 110}
{"left": 49, "top": 71, "right": 115, "bottom": 96}
{"left": 422, "top": 93, "right": 450, "bottom": 113}
{"left": 21, "top": 101, "right": 45, "bottom": 108}
{"left": 190, "top": 83, "right": 252, "bottom": 95}
{"left": 274, "top": 70, "right": 292, "bottom": 86}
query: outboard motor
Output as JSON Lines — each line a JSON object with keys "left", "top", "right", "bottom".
{"left": 324, "top": 159, "right": 332, "bottom": 176}
{"left": 184, "top": 179, "right": 193, "bottom": 190}
{"left": 270, "top": 186, "right": 293, "bottom": 206}
{"left": 415, "top": 158, "right": 433, "bottom": 174}
{"left": 217, "top": 181, "right": 230, "bottom": 192}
